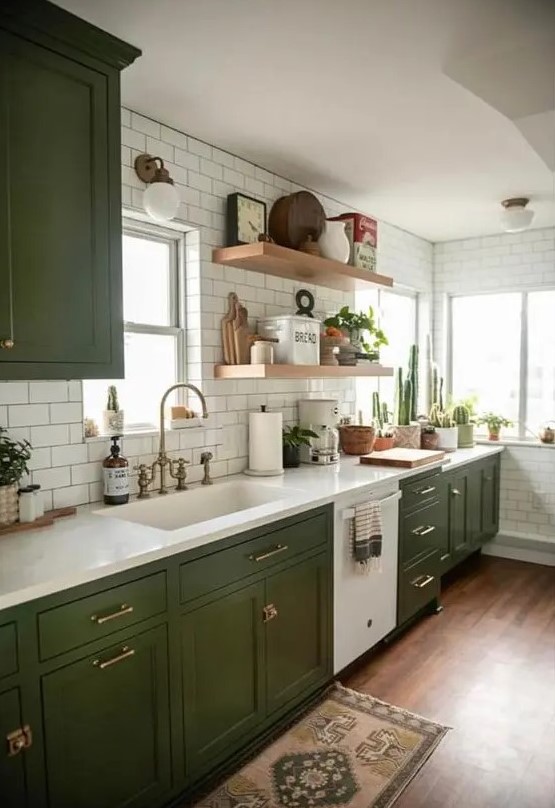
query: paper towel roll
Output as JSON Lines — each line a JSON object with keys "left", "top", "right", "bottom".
{"left": 246, "top": 408, "right": 284, "bottom": 476}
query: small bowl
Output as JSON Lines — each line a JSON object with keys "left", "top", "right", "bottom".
{"left": 338, "top": 425, "right": 376, "bottom": 455}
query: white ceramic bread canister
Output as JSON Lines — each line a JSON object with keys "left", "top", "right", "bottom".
{"left": 245, "top": 406, "right": 284, "bottom": 477}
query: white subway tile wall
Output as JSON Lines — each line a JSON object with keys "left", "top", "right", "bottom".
{"left": 0, "top": 109, "right": 432, "bottom": 508}
{"left": 434, "top": 228, "right": 555, "bottom": 546}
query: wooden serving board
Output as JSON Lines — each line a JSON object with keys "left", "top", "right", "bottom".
{"left": 0, "top": 507, "right": 77, "bottom": 538}
{"left": 360, "top": 448, "right": 446, "bottom": 468}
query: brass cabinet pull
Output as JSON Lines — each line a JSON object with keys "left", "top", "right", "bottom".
{"left": 91, "top": 603, "right": 134, "bottom": 625}
{"left": 7, "top": 726, "right": 32, "bottom": 757}
{"left": 411, "top": 525, "right": 435, "bottom": 536}
{"left": 249, "top": 544, "right": 288, "bottom": 562}
{"left": 263, "top": 604, "right": 278, "bottom": 623}
{"left": 417, "top": 485, "right": 436, "bottom": 495}
{"left": 411, "top": 574, "right": 435, "bottom": 589}
{"left": 93, "top": 646, "right": 135, "bottom": 670}
{"left": 0, "top": 339, "right": 14, "bottom": 349}
{"left": 451, "top": 488, "right": 462, "bottom": 497}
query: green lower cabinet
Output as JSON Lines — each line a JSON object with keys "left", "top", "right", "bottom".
{"left": 265, "top": 552, "right": 330, "bottom": 715}
{"left": 481, "top": 458, "right": 500, "bottom": 541}
{"left": 41, "top": 625, "right": 171, "bottom": 808}
{"left": 0, "top": 688, "right": 28, "bottom": 808}
{"left": 466, "top": 468, "right": 483, "bottom": 549}
{"left": 181, "top": 581, "right": 266, "bottom": 777}
{"left": 447, "top": 470, "right": 469, "bottom": 564}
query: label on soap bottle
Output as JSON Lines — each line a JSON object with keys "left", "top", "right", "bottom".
{"left": 103, "top": 467, "right": 130, "bottom": 497}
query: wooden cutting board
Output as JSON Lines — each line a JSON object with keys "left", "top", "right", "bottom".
{"left": 360, "top": 448, "right": 446, "bottom": 468}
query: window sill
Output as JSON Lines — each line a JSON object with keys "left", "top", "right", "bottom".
{"left": 85, "top": 416, "right": 218, "bottom": 442}
{"left": 476, "top": 438, "right": 555, "bottom": 449}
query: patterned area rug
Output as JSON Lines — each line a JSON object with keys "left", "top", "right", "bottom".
{"left": 193, "top": 684, "right": 450, "bottom": 808}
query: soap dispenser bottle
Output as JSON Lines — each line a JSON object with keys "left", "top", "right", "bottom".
{"left": 103, "top": 435, "right": 130, "bottom": 505}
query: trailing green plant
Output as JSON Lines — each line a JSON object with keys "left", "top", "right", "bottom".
{"left": 106, "top": 385, "right": 120, "bottom": 412}
{"left": 452, "top": 404, "right": 470, "bottom": 425}
{"left": 477, "top": 413, "right": 512, "bottom": 434}
{"left": 323, "top": 306, "right": 388, "bottom": 356}
{"left": 282, "top": 425, "right": 318, "bottom": 448}
{"left": 0, "top": 427, "right": 32, "bottom": 487}
{"left": 408, "top": 344, "right": 419, "bottom": 421}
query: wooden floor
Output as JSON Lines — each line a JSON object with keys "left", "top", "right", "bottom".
{"left": 343, "top": 556, "right": 555, "bottom": 808}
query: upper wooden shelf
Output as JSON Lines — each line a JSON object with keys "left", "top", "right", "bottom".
{"left": 214, "top": 364, "right": 394, "bottom": 379}
{"left": 212, "top": 243, "right": 393, "bottom": 293}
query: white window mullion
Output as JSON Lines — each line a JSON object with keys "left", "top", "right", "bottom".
{"left": 518, "top": 292, "right": 528, "bottom": 440}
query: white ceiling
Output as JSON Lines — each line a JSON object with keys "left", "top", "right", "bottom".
{"left": 55, "top": 0, "right": 555, "bottom": 242}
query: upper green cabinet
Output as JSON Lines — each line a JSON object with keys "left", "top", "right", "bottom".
{"left": 0, "top": 0, "right": 140, "bottom": 379}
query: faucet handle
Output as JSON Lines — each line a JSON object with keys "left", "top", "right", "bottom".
{"left": 201, "top": 451, "right": 213, "bottom": 485}
{"left": 170, "top": 456, "right": 189, "bottom": 490}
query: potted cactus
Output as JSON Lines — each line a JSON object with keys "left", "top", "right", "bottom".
{"left": 102, "top": 385, "right": 125, "bottom": 434}
{"left": 478, "top": 412, "right": 512, "bottom": 441}
{"left": 429, "top": 404, "right": 458, "bottom": 452}
{"left": 452, "top": 404, "right": 475, "bottom": 448}
{"left": 421, "top": 424, "right": 439, "bottom": 451}
{"left": 0, "top": 427, "right": 32, "bottom": 526}
{"left": 393, "top": 345, "right": 421, "bottom": 449}
{"left": 371, "top": 392, "right": 394, "bottom": 451}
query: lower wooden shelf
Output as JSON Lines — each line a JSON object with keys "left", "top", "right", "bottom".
{"left": 214, "top": 364, "right": 394, "bottom": 379}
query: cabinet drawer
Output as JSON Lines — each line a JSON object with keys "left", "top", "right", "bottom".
{"left": 400, "top": 500, "right": 444, "bottom": 567}
{"left": 180, "top": 510, "right": 329, "bottom": 604}
{"left": 38, "top": 572, "right": 167, "bottom": 660}
{"left": 398, "top": 553, "right": 440, "bottom": 626}
{"left": 401, "top": 473, "right": 442, "bottom": 513}
{"left": 0, "top": 623, "right": 18, "bottom": 679}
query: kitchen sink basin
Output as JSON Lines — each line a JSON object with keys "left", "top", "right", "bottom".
{"left": 94, "top": 480, "right": 293, "bottom": 531}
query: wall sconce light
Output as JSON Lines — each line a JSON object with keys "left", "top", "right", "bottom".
{"left": 134, "top": 153, "right": 180, "bottom": 222}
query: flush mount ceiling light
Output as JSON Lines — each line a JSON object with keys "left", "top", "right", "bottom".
{"left": 134, "top": 153, "right": 180, "bottom": 222}
{"left": 500, "top": 197, "right": 535, "bottom": 233}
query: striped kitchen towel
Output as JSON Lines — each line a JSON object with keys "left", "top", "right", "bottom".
{"left": 349, "top": 501, "right": 383, "bottom": 574}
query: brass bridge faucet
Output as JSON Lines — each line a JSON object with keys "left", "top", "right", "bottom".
{"left": 137, "top": 383, "right": 209, "bottom": 496}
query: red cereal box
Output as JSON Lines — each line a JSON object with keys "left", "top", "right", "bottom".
{"left": 329, "top": 213, "right": 378, "bottom": 271}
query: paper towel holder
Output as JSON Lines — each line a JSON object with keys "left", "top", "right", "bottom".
{"left": 244, "top": 404, "right": 285, "bottom": 478}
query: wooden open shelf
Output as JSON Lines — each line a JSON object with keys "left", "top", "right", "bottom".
{"left": 214, "top": 364, "right": 394, "bottom": 379}
{"left": 212, "top": 242, "right": 393, "bottom": 293}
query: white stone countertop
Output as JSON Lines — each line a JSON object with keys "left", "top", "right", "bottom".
{"left": 0, "top": 445, "right": 503, "bottom": 611}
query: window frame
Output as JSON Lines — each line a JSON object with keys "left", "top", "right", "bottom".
{"left": 447, "top": 287, "right": 555, "bottom": 440}
{"left": 375, "top": 285, "right": 419, "bottom": 395}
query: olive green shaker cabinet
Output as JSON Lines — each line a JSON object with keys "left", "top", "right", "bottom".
{"left": 0, "top": 0, "right": 140, "bottom": 379}
{"left": 0, "top": 505, "right": 333, "bottom": 808}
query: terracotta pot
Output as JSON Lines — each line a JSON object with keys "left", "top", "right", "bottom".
{"left": 373, "top": 436, "right": 394, "bottom": 452}
{"left": 338, "top": 426, "right": 376, "bottom": 455}
{"left": 488, "top": 432, "right": 500, "bottom": 442}
{"left": 0, "top": 483, "right": 18, "bottom": 527}
{"left": 421, "top": 431, "right": 440, "bottom": 451}
{"left": 393, "top": 424, "right": 421, "bottom": 449}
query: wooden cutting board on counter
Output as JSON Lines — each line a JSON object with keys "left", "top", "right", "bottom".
{"left": 360, "top": 448, "right": 446, "bottom": 468}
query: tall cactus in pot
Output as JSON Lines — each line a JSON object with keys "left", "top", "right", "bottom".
{"left": 408, "top": 344, "right": 419, "bottom": 421}
{"left": 452, "top": 404, "right": 475, "bottom": 448}
{"left": 393, "top": 361, "right": 420, "bottom": 449}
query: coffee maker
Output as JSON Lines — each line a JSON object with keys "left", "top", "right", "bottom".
{"left": 298, "top": 399, "right": 340, "bottom": 465}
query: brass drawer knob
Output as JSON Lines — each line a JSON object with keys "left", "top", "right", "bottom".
{"left": 0, "top": 339, "right": 14, "bottom": 349}
{"left": 263, "top": 603, "right": 278, "bottom": 623}
{"left": 7, "top": 725, "right": 32, "bottom": 757}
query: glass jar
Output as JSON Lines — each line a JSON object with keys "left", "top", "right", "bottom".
{"left": 18, "top": 487, "right": 36, "bottom": 523}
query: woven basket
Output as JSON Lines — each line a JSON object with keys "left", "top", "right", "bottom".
{"left": 338, "top": 426, "right": 376, "bottom": 455}
{"left": 0, "top": 483, "right": 18, "bottom": 527}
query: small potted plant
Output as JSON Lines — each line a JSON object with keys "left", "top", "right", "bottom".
{"left": 0, "top": 427, "right": 32, "bottom": 526}
{"left": 282, "top": 425, "right": 318, "bottom": 468}
{"left": 103, "top": 385, "right": 124, "bottom": 434}
{"left": 478, "top": 412, "right": 513, "bottom": 441}
{"left": 371, "top": 392, "right": 394, "bottom": 451}
{"left": 429, "top": 404, "right": 458, "bottom": 452}
{"left": 421, "top": 424, "right": 439, "bottom": 451}
{"left": 323, "top": 305, "right": 388, "bottom": 363}
{"left": 452, "top": 404, "right": 475, "bottom": 448}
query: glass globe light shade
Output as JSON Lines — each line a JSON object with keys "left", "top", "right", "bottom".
{"left": 143, "top": 181, "right": 179, "bottom": 222}
{"left": 500, "top": 203, "right": 534, "bottom": 233}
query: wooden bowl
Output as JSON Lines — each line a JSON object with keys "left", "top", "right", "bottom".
{"left": 338, "top": 425, "right": 376, "bottom": 455}
{"left": 268, "top": 191, "right": 326, "bottom": 249}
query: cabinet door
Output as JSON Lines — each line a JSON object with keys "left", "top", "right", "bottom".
{"left": 466, "top": 466, "right": 483, "bottom": 548}
{"left": 0, "top": 688, "right": 28, "bottom": 808}
{"left": 181, "top": 581, "right": 265, "bottom": 777}
{"left": 481, "top": 458, "right": 499, "bottom": 540}
{"left": 0, "top": 30, "right": 123, "bottom": 378}
{"left": 265, "top": 552, "right": 331, "bottom": 715}
{"left": 41, "top": 626, "right": 171, "bottom": 808}
{"left": 447, "top": 471, "right": 469, "bottom": 562}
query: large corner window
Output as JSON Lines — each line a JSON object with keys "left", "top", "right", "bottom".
{"left": 355, "top": 287, "right": 418, "bottom": 423}
{"left": 449, "top": 290, "right": 555, "bottom": 439}
{"left": 83, "top": 219, "right": 185, "bottom": 432}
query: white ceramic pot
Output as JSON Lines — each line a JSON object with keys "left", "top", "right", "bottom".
{"left": 318, "top": 220, "right": 350, "bottom": 263}
{"left": 103, "top": 409, "right": 125, "bottom": 435}
{"left": 393, "top": 424, "right": 421, "bottom": 449}
{"left": 436, "top": 426, "right": 458, "bottom": 452}
{"left": 0, "top": 483, "right": 18, "bottom": 527}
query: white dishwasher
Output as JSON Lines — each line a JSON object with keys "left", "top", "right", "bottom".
{"left": 333, "top": 483, "right": 401, "bottom": 674}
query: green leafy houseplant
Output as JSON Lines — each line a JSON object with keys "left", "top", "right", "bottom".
{"left": 282, "top": 425, "right": 318, "bottom": 468}
{"left": 0, "top": 427, "right": 32, "bottom": 527}
{"left": 323, "top": 306, "right": 388, "bottom": 357}
{"left": 478, "top": 412, "right": 513, "bottom": 441}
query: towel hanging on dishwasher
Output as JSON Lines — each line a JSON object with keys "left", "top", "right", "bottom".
{"left": 349, "top": 501, "right": 383, "bottom": 574}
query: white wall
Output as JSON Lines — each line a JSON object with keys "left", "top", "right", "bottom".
{"left": 0, "top": 108, "right": 433, "bottom": 510}
{"left": 433, "top": 227, "right": 555, "bottom": 555}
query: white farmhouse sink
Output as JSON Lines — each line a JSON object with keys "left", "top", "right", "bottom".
{"left": 94, "top": 480, "right": 292, "bottom": 532}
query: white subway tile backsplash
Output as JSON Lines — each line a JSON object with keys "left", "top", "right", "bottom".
{"left": 71, "top": 462, "right": 103, "bottom": 486}
{"left": 53, "top": 484, "right": 90, "bottom": 509}
{"left": 31, "top": 424, "right": 69, "bottom": 447}
{"left": 9, "top": 404, "right": 50, "bottom": 427}
{"left": 29, "top": 381, "right": 68, "bottom": 403}
{"left": 32, "top": 466, "right": 71, "bottom": 491}
{"left": 50, "top": 402, "right": 82, "bottom": 424}
{"left": 52, "top": 444, "right": 89, "bottom": 467}
{"left": 0, "top": 383, "right": 29, "bottom": 405}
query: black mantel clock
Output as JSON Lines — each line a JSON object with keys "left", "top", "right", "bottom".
{"left": 226, "top": 192, "right": 267, "bottom": 246}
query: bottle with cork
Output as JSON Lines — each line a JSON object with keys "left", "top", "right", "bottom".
{"left": 103, "top": 435, "right": 130, "bottom": 505}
